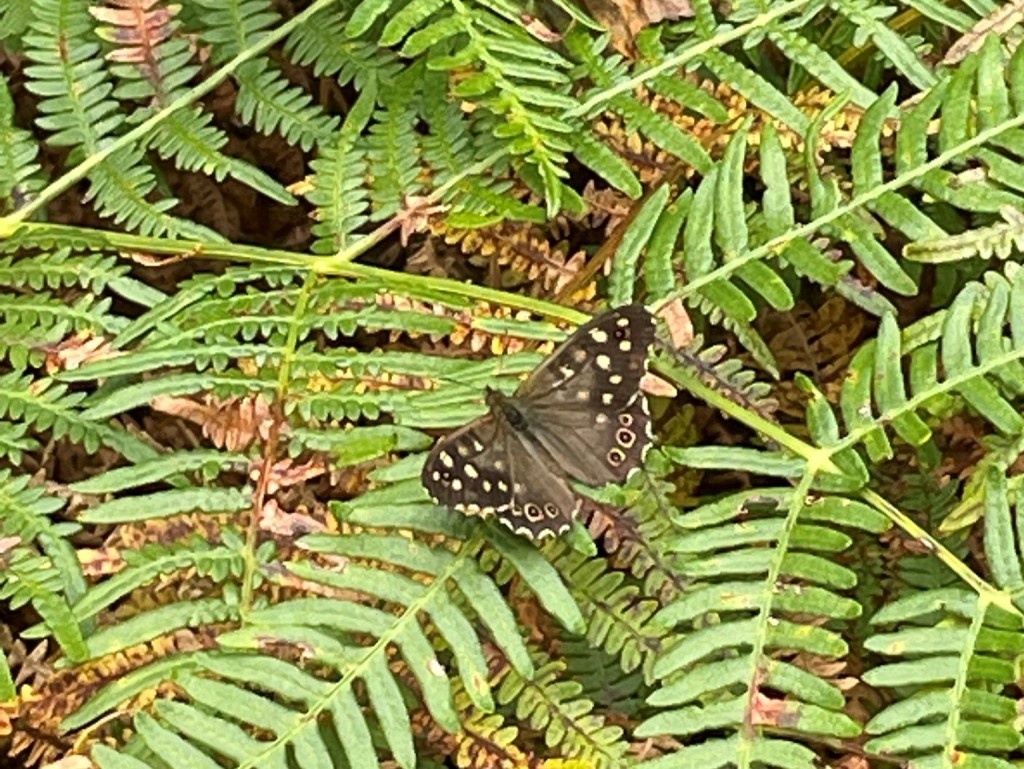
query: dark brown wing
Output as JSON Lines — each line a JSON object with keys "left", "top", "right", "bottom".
{"left": 517, "top": 304, "right": 655, "bottom": 486}
{"left": 421, "top": 415, "right": 577, "bottom": 539}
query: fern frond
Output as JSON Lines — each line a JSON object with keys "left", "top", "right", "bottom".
{"left": 0, "top": 76, "right": 45, "bottom": 215}
{"left": 89, "top": 652, "right": 410, "bottom": 769}
{"left": 0, "top": 373, "right": 156, "bottom": 461}
{"left": 567, "top": 28, "right": 713, "bottom": 175}
{"left": 187, "top": 0, "right": 339, "bottom": 151}
{"left": 285, "top": 8, "right": 402, "bottom": 89}
{"left": 497, "top": 653, "right": 630, "bottom": 769}
{"left": 0, "top": 546, "right": 87, "bottom": 660}
{"left": 363, "top": 0, "right": 576, "bottom": 211}
{"left": 587, "top": 456, "right": 692, "bottom": 603}
{"left": 0, "top": 421, "right": 37, "bottom": 463}
{"left": 22, "top": 0, "right": 216, "bottom": 238}
{"left": 636, "top": 488, "right": 882, "bottom": 758}
{"left": 306, "top": 90, "right": 374, "bottom": 254}
{"left": 71, "top": 517, "right": 579, "bottom": 769}
{"left": 366, "top": 96, "right": 422, "bottom": 222}
{"left": 839, "top": 266, "right": 1024, "bottom": 463}
{"left": 864, "top": 588, "right": 1022, "bottom": 768}
{"left": 92, "top": 1, "right": 293, "bottom": 205}
{"left": 560, "top": 636, "right": 648, "bottom": 715}
{"left": 549, "top": 546, "right": 666, "bottom": 682}
{"left": 0, "top": 0, "right": 32, "bottom": 42}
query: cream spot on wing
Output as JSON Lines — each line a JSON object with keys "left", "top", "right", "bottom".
{"left": 576, "top": 390, "right": 590, "bottom": 401}
{"left": 595, "top": 354, "right": 611, "bottom": 370}
{"left": 609, "top": 374, "right": 622, "bottom": 385}
{"left": 439, "top": 452, "right": 454, "bottom": 468}
{"left": 602, "top": 393, "right": 613, "bottom": 405}
{"left": 457, "top": 443, "right": 471, "bottom": 457}
{"left": 494, "top": 459, "right": 504, "bottom": 470}
{"left": 464, "top": 464, "right": 479, "bottom": 479}
{"left": 482, "top": 480, "right": 492, "bottom": 492}
{"left": 573, "top": 348, "right": 587, "bottom": 363}
{"left": 596, "top": 413, "right": 609, "bottom": 424}
{"left": 465, "top": 503, "right": 480, "bottom": 513}
{"left": 451, "top": 478, "right": 463, "bottom": 491}
{"left": 432, "top": 471, "right": 441, "bottom": 481}
{"left": 498, "top": 480, "right": 509, "bottom": 492}
{"left": 559, "top": 365, "right": 575, "bottom": 378}
{"left": 616, "top": 317, "right": 630, "bottom": 327}
{"left": 590, "top": 329, "right": 608, "bottom": 343}
{"left": 473, "top": 439, "right": 484, "bottom": 452}
{"left": 619, "top": 340, "right": 632, "bottom": 352}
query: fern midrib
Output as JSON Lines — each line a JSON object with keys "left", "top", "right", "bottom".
{"left": 676, "top": 109, "right": 1024, "bottom": 304}
{"left": 942, "top": 600, "right": 988, "bottom": 759}
{"left": 230, "top": 532, "right": 486, "bottom": 769}
{"left": 832, "top": 343, "right": 1024, "bottom": 456}
{"left": 738, "top": 472, "right": 817, "bottom": 769}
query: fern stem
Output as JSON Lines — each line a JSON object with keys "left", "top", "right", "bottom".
{"left": 739, "top": 471, "right": 818, "bottom": 768}
{"left": 568, "top": 0, "right": 809, "bottom": 118}
{"left": 673, "top": 109, "right": 1024, "bottom": 304}
{"left": 653, "top": 350, "right": 837, "bottom": 470}
{"left": 0, "top": 0, "right": 339, "bottom": 228}
{"left": 0, "top": 221, "right": 594, "bottom": 326}
{"left": 235, "top": 532, "right": 487, "bottom": 769}
{"left": 239, "top": 273, "right": 317, "bottom": 616}
{"left": 857, "top": 489, "right": 1020, "bottom": 618}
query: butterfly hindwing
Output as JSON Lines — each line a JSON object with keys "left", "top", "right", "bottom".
{"left": 500, "top": 439, "right": 577, "bottom": 538}
{"left": 421, "top": 416, "right": 577, "bottom": 538}
{"left": 421, "top": 416, "right": 511, "bottom": 515}
{"left": 526, "top": 389, "right": 651, "bottom": 486}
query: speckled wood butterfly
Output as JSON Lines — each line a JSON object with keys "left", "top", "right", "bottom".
{"left": 421, "top": 305, "right": 656, "bottom": 539}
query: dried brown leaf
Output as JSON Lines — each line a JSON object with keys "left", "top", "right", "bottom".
{"left": 45, "top": 333, "right": 118, "bottom": 374}
{"left": 152, "top": 394, "right": 275, "bottom": 451}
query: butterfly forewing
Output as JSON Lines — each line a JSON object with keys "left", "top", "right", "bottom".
{"left": 523, "top": 305, "right": 655, "bottom": 485}
{"left": 518, "top": 304, "right": 655, "bottom": 407}
{"left": 422, "top": 304, "right": 656, "bottom": 539}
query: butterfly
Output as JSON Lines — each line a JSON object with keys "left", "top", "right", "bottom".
{"left": 421, "top": 304, "right": 656, "bottom": 539}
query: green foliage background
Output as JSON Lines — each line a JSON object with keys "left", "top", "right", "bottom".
{"left": 1, "top": 0, "right": 1024, "bottom": 767}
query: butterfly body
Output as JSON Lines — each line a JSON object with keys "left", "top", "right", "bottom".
{"left": 484, "top": 387, "right": 530, "bottom": 433}
{"left": 422, "top": 305, "right": 656, "bottom": 539}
